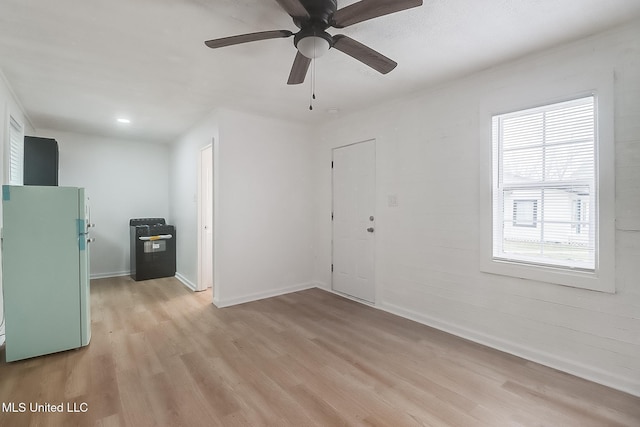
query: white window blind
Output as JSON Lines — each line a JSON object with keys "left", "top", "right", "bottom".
{"left": 9, "top": 116, "right": 24, "bottom": 185}
{"left": 492, "top": 96, "right": 596, "bottom": 271}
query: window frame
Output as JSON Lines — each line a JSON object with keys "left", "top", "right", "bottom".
{"left": 479, "top": 70, "right": 615, "bottom": 293}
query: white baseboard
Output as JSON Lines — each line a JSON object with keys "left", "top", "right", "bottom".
{"left": 214, "top": 282, "right": 316, "bottom": 308}
{"left": 175, "top": 273, "right": 196, "bottom": 291}
{"left": 90, "top": 271, "right": 196, "bottom": 293}
{"left": 377, "top": 300, "right": 640, "bottom": 398}
{"left": 312, "top": 280, "right": 331, "bottom": 291}
{"left": 90, "top": 271, "right": 130, "bottom": 280}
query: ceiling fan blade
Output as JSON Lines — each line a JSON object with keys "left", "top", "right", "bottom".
{"left": 287, "top": 52, "right": 311, "bottom": 85}
{"left": 205, "top": 30, "right": 293, "bottom": 49}
{"left": 332, "top": 0, "right": 423, "bottom": 28}
{"left": 274, "top": 0, "right": 310, "bottom": 19}
{"left": 332, "top": 35, "right": 397, "bottom": 74}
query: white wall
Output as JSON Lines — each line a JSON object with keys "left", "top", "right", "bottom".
{"left": 171, "top": 108, "right": 314, "bottom": 304}
{"left": 214, "top": 109, "right": 314, "bottom": 306}
{"left": 38, "top": 130, "right": 170, "bottom": 278}
{"left": 311, "top": 21, "right": 640, "bottom": 396}
{"left": 0, "top": 70, "right": 35, "bottom": 340}
{"left": 169, "top": 110, "right": 219, "bottom": 289}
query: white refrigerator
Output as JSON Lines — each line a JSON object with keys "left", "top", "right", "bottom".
{"left": 1, "top": 185, "right": 92, "bottom": 362}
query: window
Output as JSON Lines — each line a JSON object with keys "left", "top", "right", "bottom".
{"left": 512, "top": 199, "right": 538, "bottom": 227}
{"left": 492, "top": 96, "right": 596, "bottom": 272}
{"left": 8, "top": 116, "right": 24, "bottom": 185}
{"left": 480, "top": 70, "right": 614, "bottom": 293}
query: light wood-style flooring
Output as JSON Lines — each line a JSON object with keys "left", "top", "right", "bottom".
{"left": 1, "top": 276, "right": 638, "bottom": 426}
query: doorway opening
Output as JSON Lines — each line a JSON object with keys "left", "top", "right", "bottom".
{"left": 197, "top": 143, "right": 213, "bottom": 293}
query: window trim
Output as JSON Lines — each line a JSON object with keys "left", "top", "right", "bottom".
{"left": 479, "top": 69, "right": 615, "bottom": 293}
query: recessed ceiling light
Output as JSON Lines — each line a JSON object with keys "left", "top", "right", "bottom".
{"left": 117, "top": 118, "right": 131, "bottom": 124}
{"left": 326, "top": 108, "right": 339, "bottom": 114}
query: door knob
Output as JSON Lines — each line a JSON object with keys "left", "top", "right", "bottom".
{"left": 367, "top": 227, "right": 375, "bottom": 233}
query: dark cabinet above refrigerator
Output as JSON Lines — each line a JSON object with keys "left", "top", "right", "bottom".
{"left": 24, "top": 136, "right": 59, "bottom": 186}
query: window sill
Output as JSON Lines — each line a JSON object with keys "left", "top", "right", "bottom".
{"left": 480, "top": 257, "right": 615, "bottom": 293}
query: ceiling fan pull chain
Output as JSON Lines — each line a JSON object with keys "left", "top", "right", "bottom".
{"left": 313, "top": 49, "right": 317, "bottom": 101}
{"left": 309, "top": 69, "right": 313, "bottom": 111}
{"left": 308, "top": 41, "right": 317, "bottom": 111}
{"left": 309, "top": 55, "right": 316, "bottom": 111}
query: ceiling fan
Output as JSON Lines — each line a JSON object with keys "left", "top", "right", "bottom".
{"left": 204, "top": 0, "right": 424, "bottom": 85}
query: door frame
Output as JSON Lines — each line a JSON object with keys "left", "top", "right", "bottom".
{"left": 331, "top": 139, "right": 377, "bottom": 304}
{"left": 197, "top": 142, "right": 214, "bottom": 293}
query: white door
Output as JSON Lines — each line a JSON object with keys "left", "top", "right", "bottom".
{"left": 198, "top": 144, "right": 214, "bottom": 291}
{"left": 332, "top": 140, "right": 376, "bottom": 303}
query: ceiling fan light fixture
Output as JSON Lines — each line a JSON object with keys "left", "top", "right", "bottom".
{"left": 296, "top": 36, "right": 331, "bottom": 59}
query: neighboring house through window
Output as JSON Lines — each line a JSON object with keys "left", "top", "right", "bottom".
{"left": 512, "top": 199, "right": 538, "bottom": 228}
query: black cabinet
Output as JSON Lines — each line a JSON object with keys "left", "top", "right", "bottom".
{"left": 129, "top": 218, "right": 177, "bottom": 281}
{"left": 24, "top": 136, "right": 59, "bottom": 186}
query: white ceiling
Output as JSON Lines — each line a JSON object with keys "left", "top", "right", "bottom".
{"left": 1, "top": 0, "right": 639, "bottom": 143}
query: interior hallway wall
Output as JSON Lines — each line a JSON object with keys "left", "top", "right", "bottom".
{"left": 170, "top": 108, "right": 314, "bottom": 304}
{"left": 213, "top": 109, "right": 314, "bottom": 306}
